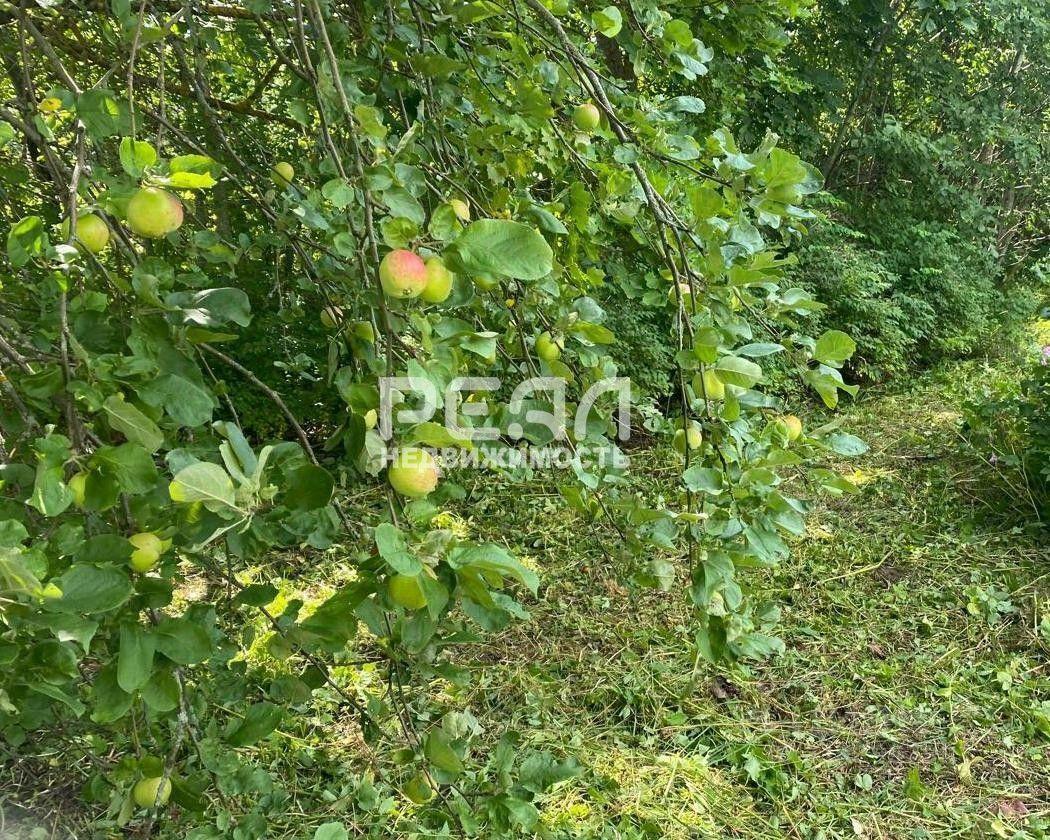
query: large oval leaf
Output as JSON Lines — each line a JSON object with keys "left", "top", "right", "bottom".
{"left": 454, "top": 219, "right": 553, "bottom": 280}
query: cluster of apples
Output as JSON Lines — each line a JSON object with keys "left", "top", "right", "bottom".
{"left": 62, "top": 157, "right": 305, "bottom": 255}
{"left": 62, "top": 186, "right": 184, "bottom": 255}
{"left": 378, "top": 249, "right": 455, "bottom": 303}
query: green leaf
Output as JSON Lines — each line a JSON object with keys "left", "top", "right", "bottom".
{"left": 154, "top": 617, "right": 213, "bottom": 664}
{"left": 169, "top": 154, "right": 215, "bottom": 173}
{"left": 233, "top": 583, "right": 278, "bottom": 607}
{"left": 140, "top": 375, "right": 215, "bottom": 427}
{"left": 103, "top": 395, "right": 164, "bottom": 453}
{"left": 682, "top": 466, "right": 724, "bottom": 494}
{"left": 29, "top": 466, "right": 74, "bottom": 517}
{"left": 168, "top": 287, "right": 252, "bottom": 328}
{"left": 518, "top": 751, "right": 582, "bottom": 794}
{"left": 322, "top": 178, "right": 355, "bottom": 208}
{"left": 227, "top": 701, "right": 282, "bottom": 747}
{"left": 0, "top": 520, "right": 29, "bottom": 548}
{"left": 313, "top": 824, "right": 348, "bottom": 840}
{"left": 169, "top": 462, "right": 237, "bottom": 511}
{"left": 714, "top": 356, "right": 763, "bottom": 388}
{"left": 374, "top": 523, "right": 421, "bottom": 575}
{"left": 824, "top": 433, "right": 868, "bottom": 456}
{"left": 283, "top": 464, "right": 334, "bottom": 511}
{"left": 50, "top": 565, "right": 133, "bottom": 614}
{"left": 7, "top": 216, "right": 48, "bottom": 267}
{"left": 117, "top": 623, "right": 155, "bottom": 692}
{"left": 166, "top": 171, "right": 217, "bottom": 189}
{"left": 424, "top": 729, "right": 464, "bottom": 776}
{"left": 76, "top": 90, "right": 125, "bottom": 139}
{"left": 119, "top": 137, "right": 157, "bottom": 177}
{"left": 90, "top": 663, "right": 133, "bottom": 723}
{"left": 592, "top": 6, "right": 622, "bottom": 36}
{"left": 454, "top": 220, "right": 553, "bottom": 280}
{"left": 447, "top": 544, "right": 538, "bottom": 594}
{"left": 300, "top": 583, "right": 369, "bottom": 650}
{"left": 141, "top": 669, "right": 179, "bottom": 712}
{"left": 92, "top": 443, "right": 158, "bottom": 494}
{"left": 814, "top": 330, "right": 856, "bottom": 367}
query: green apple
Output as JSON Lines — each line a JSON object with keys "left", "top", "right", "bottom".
{"left": 379, "top": 249, "right": 428, "bottom": 299}
{"left": 68, "top": 472, "right": 88, "bottom": 508}
{"left": 536, "top": 331, "right": 563, "bottom": 363}
{"left": 420, "top": 257, "right": 454, "bottom": 303}
{"left": 388, "top": 447, "right": 439, "bottom": 498}
{"left": 132, "top": 776, "right": 172, "bottom": 809}
{"left": 573, "top": 102, "right": 601, "bottom": 131}
{"left": 271, "top": 161, "right": 294, "bottom": 188}
{"left": 673, "top": 422, "right": 703, "bottom": 455}
{"left": 126, "top": 187, "right": 184, "bottom": 239}
{"left": 363, "top": 408, "right": 378, "bottom": 430}
{"left": 667, "top": 282, "right": 694, "bottom": 309}
{"left": 693, "top": 369, "right": 725, "bottom": 401}
{"left": 449, "top": 198, "right": 471, "bottom": 222}
{"left": 62, "top": 213, "right": 110, "bottom": 254}
{"left": 473, "top": 273, "right": 499, "bottom": 292}
{"left": 778, "top": 414, "right": 803, "bottom": 442}
{"left": 388, "top": 573, "right": 427, "bottom": 610}
{"left": 129, "top": 532, "right": 164, "bottom": 573}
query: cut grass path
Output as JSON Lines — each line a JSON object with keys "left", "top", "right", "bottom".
{"left": 464, "top": 361, "right": 1049, "bottom": 839}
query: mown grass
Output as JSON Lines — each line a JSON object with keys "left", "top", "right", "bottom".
{"left": 453, "top": 359, "right": 1049, "bottom": 839}
{"left": 3, "top": 359, "right": 1047, "bottom": 839}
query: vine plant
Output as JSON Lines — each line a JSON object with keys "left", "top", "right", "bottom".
{"left": 0, "top": 0, "right": 863, "bottom": 834}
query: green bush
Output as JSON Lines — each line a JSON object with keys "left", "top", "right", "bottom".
{"left": 791, "top": 216, "right": 921, "bottom": 380}
{"left": 792, "top": 204, "right": 1040, "bottom": 382}
{"left": 963, "top": 314, "right": 1050, "bottom": 523}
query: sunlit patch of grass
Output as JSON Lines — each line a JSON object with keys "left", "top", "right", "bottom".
{"left": 539, "top": 746, "right": 752, "bottom": 837}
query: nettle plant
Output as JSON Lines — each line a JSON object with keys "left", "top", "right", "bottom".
{"left": 0, "top": 0, "right": 862, "bottom": 834}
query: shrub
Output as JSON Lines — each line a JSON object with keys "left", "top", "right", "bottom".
{"left": 792, "top": 215, "right": 922, "bottom": 380}
{"left": 963, "top": 315, "right": 1050, "bottom": 523}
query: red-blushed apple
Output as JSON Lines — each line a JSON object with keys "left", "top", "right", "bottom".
{"left": 379, "top": 249, "right": 428, "bottom": 299}
{"left": 778, "top": 414, "right": 803, "bottom": 441}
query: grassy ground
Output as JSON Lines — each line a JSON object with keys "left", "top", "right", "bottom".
{"left": 3, "top": 360, "right": 1047, "bottom": 839}
{"left": 457, "top": 359, "right": 1049, "bottom": 839}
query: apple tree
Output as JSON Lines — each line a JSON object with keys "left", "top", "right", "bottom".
{"left": 0, "top": 0, "right": 860, "bottom": 833}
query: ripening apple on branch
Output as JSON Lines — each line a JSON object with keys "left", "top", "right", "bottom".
{"left": 388, "top": 447, "right": 440, "bottom": 498}
{"left": 61, "top": 212, "right": 110, "bottom": 254}
{"left": 379, "top": 249, "right": 428, "bottom": 299}
{"left": 126, "top": 187, "right": 184, "bottom": 239}
{"left": 573, "top": 102, "right": 601, "bottom": 131}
